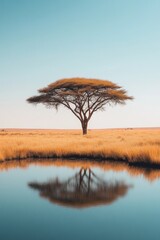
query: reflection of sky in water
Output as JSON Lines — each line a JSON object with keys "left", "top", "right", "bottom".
{"left": 0, "top": 162, "right": 160, "bottom": 240}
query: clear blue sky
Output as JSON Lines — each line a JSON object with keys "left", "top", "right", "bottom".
{"left": 0, "top": 0, "right": 160, "bottom": 129}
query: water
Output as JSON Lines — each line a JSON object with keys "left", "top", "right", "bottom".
{"left": 0, "top": 159, "right": 160, "bottom": 240}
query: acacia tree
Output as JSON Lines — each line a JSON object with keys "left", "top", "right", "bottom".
{"left": 27, "top": 78, "right": 133, "bottom": 135}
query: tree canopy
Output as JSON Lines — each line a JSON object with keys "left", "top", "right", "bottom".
{"left": 27, "top": 78, "right": 133, "bottom": 134}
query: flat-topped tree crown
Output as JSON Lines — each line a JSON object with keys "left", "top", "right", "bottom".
{"left": 27, "top": 77, "right": 133, "bottom": 134}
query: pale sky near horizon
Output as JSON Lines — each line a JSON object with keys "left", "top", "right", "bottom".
{"left": 0, "top": 0, "right": 160, "bottom": 129}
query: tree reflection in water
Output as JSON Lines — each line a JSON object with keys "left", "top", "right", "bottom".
{"left": 28, "top": 168, "right": 131, "bottom": 208}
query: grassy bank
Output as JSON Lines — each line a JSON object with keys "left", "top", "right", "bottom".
{"left": 0, "top": 128, "right": 160, "bottom": 167}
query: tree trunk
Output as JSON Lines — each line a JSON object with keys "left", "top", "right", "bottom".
{"left": 81, "top": 120, "right": 88, "bottom": 135}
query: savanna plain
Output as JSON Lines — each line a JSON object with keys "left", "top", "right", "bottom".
{"left": 0, "top": 128, "right": 160, "bottom": 167}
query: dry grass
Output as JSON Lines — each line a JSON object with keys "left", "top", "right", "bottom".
{"left": 0, "top": 128, "right": 160, "bottom": 166}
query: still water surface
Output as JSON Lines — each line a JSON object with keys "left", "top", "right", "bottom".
{"left": 0, "top": 159, "right": 160, "bottom": 240}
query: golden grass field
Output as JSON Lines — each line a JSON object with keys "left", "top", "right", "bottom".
{"left": 0, "top": 128, "right": 160, "bottom": 167}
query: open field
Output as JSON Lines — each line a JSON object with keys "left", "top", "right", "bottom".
{"left": 0, "top": 128, "right": 160, "bottom": 167}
